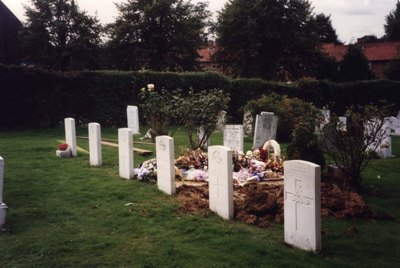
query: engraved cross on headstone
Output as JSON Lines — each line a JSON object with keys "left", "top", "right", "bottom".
{"left": 212, "top": 151, "right": 223, "bottom": 197}
{"left": 285, "top": 179, "right": 313, "bottom": 231}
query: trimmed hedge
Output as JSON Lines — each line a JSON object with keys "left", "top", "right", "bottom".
{"left": 1, "top": 65, "right": 400, "bottom": 128}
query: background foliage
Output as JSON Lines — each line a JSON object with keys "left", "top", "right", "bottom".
{"left": 1, "top": 65, "right": 400, "bottom": 128}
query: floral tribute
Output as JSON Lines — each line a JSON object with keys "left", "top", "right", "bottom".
{"left": 134, "top": 140, "right": 284, "bottom": 186}
{"left": 58, "top": 143, "right": 69, "bottom": 151}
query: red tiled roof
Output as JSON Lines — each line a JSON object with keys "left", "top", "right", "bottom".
{"left": 322, "top": 42, "right": 400, "bottom": 62}
{"left": 321, "top": 43, "right": 348, "bottom": 61}
{"left": 364, "top": 42, "right": 400, "bottom": 61}
{"left": 197, "top": 42, "right": 219, "bottom": 62}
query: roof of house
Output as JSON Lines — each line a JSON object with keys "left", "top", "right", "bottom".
{"left": 197, "top": 42, "right": 219, "bottom": 63}
{"left": 0, "top": 0, "right": 22, "bottom": 26}
{"left": 322, "top": 41, "right": 400, "bottom": 62}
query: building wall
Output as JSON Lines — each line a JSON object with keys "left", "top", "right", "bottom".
{"left": 0, "top": 2, "right": 22, "bottom": 65}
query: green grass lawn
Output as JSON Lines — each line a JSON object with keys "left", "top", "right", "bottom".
{"left": 0, "top": 127, "right": 399, "bottom": 267}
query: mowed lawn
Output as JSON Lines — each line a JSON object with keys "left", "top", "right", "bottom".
{"left": 0, "top": 127, "right": 399, "bottom": 267}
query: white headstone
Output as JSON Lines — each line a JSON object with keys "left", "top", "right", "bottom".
{"left": 242, "top": 111, "right": 254, "bottom": 136}
{"left": 64, "top": 118, "right": 77, "bottom": 157}
{"left": 223, "top": 125, "right": 244, "bottom": 152}
{"left": 156, "top": 136, "right": 175, "bottom": 195}
{"left": 389, "top": 116, "right": 400, "bottom": 135}
{"left": 118, "top": 128, "right": 134, "bottom": 179}
{"left": 89, "top": 123, "right": 102, "bottom": 166}
{"left": 197, "top": 126, "right": 211, "bottom": 148}
{"left": 284, "top": 160, "right": 321, "bottom": 252}
{"left": 365, "top": 118, "right": 392, "bottom": 158}
{"left": 320, "top": 109, "right": 330, "bottom": 130}
{"left": 127, "top": 105, "right": 140, "bottom": 134}
{"left": 208, "top": 146, "right": 234, "bottom": 220}
{"left": 253, "top": 112, "right": 277, "bottom": 149}
{"left": 0, "top": 156, "right": 7, "bottom": 227}
{"left": 216, "top": 110, "right": 227, "bottom": 131}
{"left": 338, "top": 117, "right": 347, "bottom": 131}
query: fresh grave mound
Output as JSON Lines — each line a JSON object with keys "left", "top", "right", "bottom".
{"left": 176, "top": 182, "right": 372, "bottom": 228}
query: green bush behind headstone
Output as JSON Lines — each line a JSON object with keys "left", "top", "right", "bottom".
{"left": 1, "top": 64, "right": 400, "bottom": 128}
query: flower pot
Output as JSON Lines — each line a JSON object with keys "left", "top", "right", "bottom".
{"left": 56, "top": 149, "right": 71, "bottom": 158}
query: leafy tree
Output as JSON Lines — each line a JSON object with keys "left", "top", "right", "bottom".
{"left": 339, "top": 45, "right": 373, "bottom": 81}
{"left": 176, "top": 89, "right": 229, "bottom": 150}
{"left": 20, "top": 0, "right": 102, "bottom": 70}
{"left": 215, "top": 0, "right": 321, "bottom": 80}
{"left": 310, "top": 13, "right": 340, "bottom": 44}
{"left": 105, "top": 0, "right": 210, "bottom": 71}
{"left": 384, "top": 1, "right": 400, "bottom": 41}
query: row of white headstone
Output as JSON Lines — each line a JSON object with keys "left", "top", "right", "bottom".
{"left": 319, "top": 109, "right": 396, "bottom": 158}
{"left": 64, "top": 118, "right": 102, "bottom": 166}
{"left": 153, "top": 138, "right": 321, "bottom": 252}
{"left": 64, "top": 113, "right": 321, "bottom": 252}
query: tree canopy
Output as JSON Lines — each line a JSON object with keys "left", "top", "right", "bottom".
{"left": 310, "top": 13, "right": 340, "bottom": 44}
{"left": 105, "top": 0, "right": 210, "bottom": 71}
{"left": 20, "top": 0, "right": 102, "bottom": 70}
{"left": 339, "top": 45, "right": 373, "bottom": 81}
{"left": 384, "top": 1, "right": 400, "bottom": 41}
{"left": 215, "top": 0, "right": 324, "bottom": 80}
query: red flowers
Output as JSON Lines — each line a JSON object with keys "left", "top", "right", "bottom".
{"left": 58, "top": 143, "right": 68, "bottom": 151}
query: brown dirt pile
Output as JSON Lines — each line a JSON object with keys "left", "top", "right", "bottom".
{"left": 176, "top": 182, "right": 373, "bottom": 228}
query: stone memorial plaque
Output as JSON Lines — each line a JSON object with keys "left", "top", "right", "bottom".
{"left": 284, "top": 160, "right": 321, "bottom": 252}
{"left": 197, "top": 126, "right": 211, "bottom": 148}
{"left": 253, "top": 113, "right": 274, "bottom": 148}
{"left": 216, "top": 110, "right": 227, "bottom": 131}
{"left": 127, "top": 105, "right": 140, "bottom": 134}
{"left": 156, "top": 136, "right": 175, "bottom": 195}
{"left": 242, "top": 111, "right": 254, "bottom": 136}
{"left": 64, "top": 118, "right": 77, "bottom": 157}
{"left": 223, "top": 125, "right": 244, "bottom": 152}
{"left": 365, "top": 118, "right": 392, "bottom": 158}
{"left": 208, "top": 146, "right": 233, "bottom": 220}
{"left": 89, "top": 123, "right": 102, "bottom": 166}
{"left": 338, "top": 117, "right": 347, "bottom": 131}
{"left": 118, "top": 128, "right": 134, "bottom": 179}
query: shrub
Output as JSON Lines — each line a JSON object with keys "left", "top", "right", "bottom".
{"left": 245, "top": 93, "right": 321, "bottom": 141}
{"left": 287, "top": 115, "right": 325, "bottom": 169}
{"left": 319, "top": 105, "right": 390, "bottom": 191}
{"left": 176, "top": 89, "right": 230, "bottom": 150}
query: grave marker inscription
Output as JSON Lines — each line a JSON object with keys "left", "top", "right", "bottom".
{"left": 284, "top": 160, "right": 321, "bottom": 252}
{"left": 156, "top": 136, "right": 175, "bottom": 195}
{"left": 208, "top": 146, "right": 233, "bottom": 220}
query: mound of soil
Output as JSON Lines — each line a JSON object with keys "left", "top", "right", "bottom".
{"left": 176, "top": 182, "right": 373, "bottom": 228}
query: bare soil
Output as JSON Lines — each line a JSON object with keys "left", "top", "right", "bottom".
{"left": 176, "top": 182, "right": 374, "bottom": 228}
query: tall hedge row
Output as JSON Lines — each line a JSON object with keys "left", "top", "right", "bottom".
{"left": 1, "top": 65, "right": 400, "bottom": 128}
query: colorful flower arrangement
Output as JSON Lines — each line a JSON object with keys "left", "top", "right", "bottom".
{"left": 134, "top": 140, "right": 284, "bottom": 184}
{"left": 58, "top": 143, "right": 69, "bottom": 151}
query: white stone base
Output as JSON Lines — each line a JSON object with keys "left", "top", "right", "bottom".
{"left": 56, "top": 149, "right": 71, "bottom": 158}
{"left": 0, "top": 203, "right": 7, "bottom": 227}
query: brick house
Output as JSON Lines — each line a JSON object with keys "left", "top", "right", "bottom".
{"left": 0, "top": 0, "right": 22, "bottom": 65}
{"left": 197, "top": 41, "right": 224, "bottom": 73}
{"left": 322, "top": 42, "right": 400, "bottom": 79}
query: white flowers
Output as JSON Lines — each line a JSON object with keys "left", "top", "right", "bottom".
{"left": 147, "top": 84, "right": 155, "bottom": 91}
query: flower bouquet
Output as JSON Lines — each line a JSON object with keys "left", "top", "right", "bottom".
{"left": 56, "top": 143, "right": 71, "bottom": 158}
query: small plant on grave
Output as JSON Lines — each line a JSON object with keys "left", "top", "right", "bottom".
{"left": 57, "top": 143, "right": 69, "bottom": 151}
{"left": 176, "top": 89, "right": 230, "bottom": 150}
{"left": 138, "top": 84, "right": 179, "bottom": 142}
{"left": 319, "top": 104, "right": 391, "bottom": 191}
